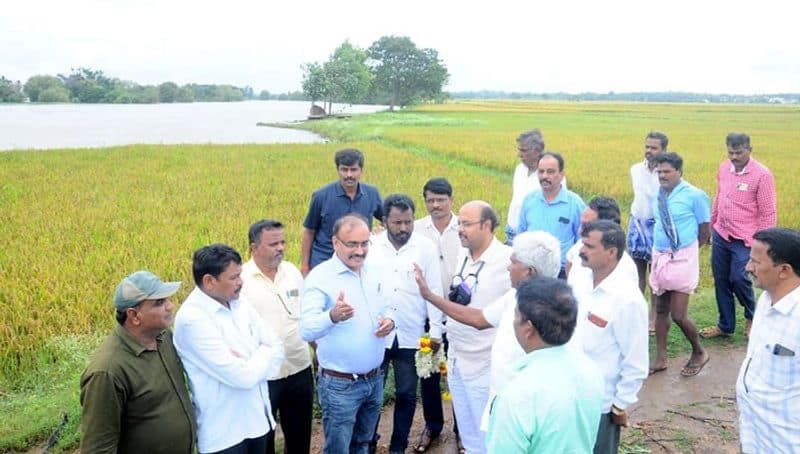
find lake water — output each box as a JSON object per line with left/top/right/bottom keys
{"left": 0, "top": 100, "right": 385, "bottom": 151}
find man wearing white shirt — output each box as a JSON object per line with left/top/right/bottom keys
{"left": 174, "top": 244, "right": 286, "bottom": 454}
{"left": 240, "top": 219, "right": 313, "bottom": 454}
{"left": 569, "top": 221, "right": 649, "bottom": 454}
{"left": 422, "top": 200, "right": 512, "bottom": 454}
{"left": 629, "top": 131, "right": 667, "bottom": 331}
{"left": 415, "top": 231, "right": 561, "bottom": 431}
{"left": 413, "top": 177, "right": 463, "bottom": 452}
{"left": 566, "top": 196, "right": 639, "bottom": 289}
{"left": 506, "top": 129, "right": 545, "bottom": 246}
{"left": 369, "top": 194, "right": 443, "bottom": 454}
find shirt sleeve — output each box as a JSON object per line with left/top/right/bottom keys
{"left": 693, "top": 190, "right": 712, "bottom": 223}
{"left": 247, "top": 302, "right": 286, "bottom": 380}
{"left": 518, "top": 196, "right": 529, "bottom": 232}
{"left": 755, "top": 172, "right": 778, "bottom": 231}
{"left": 610, "top": 299, "right": 649, "bottom": 409}
{"left": 299, "top": 283, "right": 335, "bottom": 342}
{"left": 710, "top": 168, "right": 721, "bottom": 226}
{"left": 79, "top": 371, "right": 124, "bottom": 454}
{"left": 173, "top": 310, "right": 278, "bottom": 389}
{"left": 572, "top": 196, "right": 587, "bottom": 241}
{"left": 303, "top": 191, "right": 323, "bottom": 230}
{"left": 482, "top": 296, "right": 505, "bottom": 327}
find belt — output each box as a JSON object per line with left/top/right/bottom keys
{"left": 320, "top": 367, "right": 381, "bottom": 380}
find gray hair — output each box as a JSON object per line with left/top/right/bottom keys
{"left": 512, "top": 231, "right": 561, "bottom": 278}
{"left": 517, "top": 129, "right": 545, "bottom": 152}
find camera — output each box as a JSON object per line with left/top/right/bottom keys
{"left": 448, "top": 282, "right": 472, "bottom": 306}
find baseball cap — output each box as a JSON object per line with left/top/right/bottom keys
{"left": 113, "top": 270, "right": 181, "bottom": 310}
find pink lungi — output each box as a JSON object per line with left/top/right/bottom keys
{"left": 649, "top": 241, "right": 699, "bottom": 295}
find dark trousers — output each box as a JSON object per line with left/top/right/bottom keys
{"left": 711, "top": 229, "right": 755, "bottom": 333}
{"left": 266, "top": 366, "right": 314, "bottom": 454}
{"left": 206, "top": 435, "right": 267, "bottom": 454}
{"left": 593, "top": 413, "right": 620, "bottom": 454}
{"left": 375, "top": 338, "right": 418, "bottom": 451}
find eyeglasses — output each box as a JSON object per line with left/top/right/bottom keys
{"left": 338, "top": 239, "right": 371, "bottom": 249}
{"left": 457, "top": 219, "right": 483, "bottom": 228}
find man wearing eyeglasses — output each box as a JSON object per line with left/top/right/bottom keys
{"left": 422, "top": 200, "right": 512, "bottom": 454}
{"left": 368, "top": 194, "right": 443, "bottom": 454}
{"left": 241, "top": 219, "right": 313, "bottom": 454}
{"left": 300, "top": 214, "right": 396, "bottom": 454}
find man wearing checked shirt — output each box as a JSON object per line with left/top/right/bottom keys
{"left": 736, "top": 227, "right": 800, "bottom": 454}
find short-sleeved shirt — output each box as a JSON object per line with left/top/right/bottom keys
{"left": 80, "top": 327, "right": 196, "bottom": 454}
{"left": 652, "top": 179, "right": 711, "bottom": 252}
{"left": 303, "top": 181, "right": 382, "bottom": 268}
{"left": 518, "top": 187, "right": 586, "bottom": 266}
{"left": 486, "top": 345, "right": 604, "bottom": 453}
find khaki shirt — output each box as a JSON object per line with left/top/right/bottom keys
{"left": 241, "top": 259, "right": 311, "bottom": 378}
{"left": 80, "top": 326, "right": 196, "bottom": 454}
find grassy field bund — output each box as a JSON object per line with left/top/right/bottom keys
{"left": 1, "top": 100, "right": 798, "bottom": 451}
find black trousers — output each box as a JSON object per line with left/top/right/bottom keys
{"left": 207, "top": 435, "right": 267, "bottom": 454}
{"left": 593, "top": 412, "right": 620, "bottom": 454}
{"left": 265, "top": 366, "right": 314, "bottom": 454}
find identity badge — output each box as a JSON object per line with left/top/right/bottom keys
{"left": 737, "top": 182, "right": 749, "bottom": 191}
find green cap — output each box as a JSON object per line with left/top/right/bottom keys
{"left": 113, "top": 271, "right": 181, "bottom": 310}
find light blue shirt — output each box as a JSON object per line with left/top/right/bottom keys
{"left": 652, "top": 179, "right": 711, "bottom": 252}
{"left": 486, "top": 344, "right": 604, "bottom": 453}
{"left": 300, "top": 254, "right": 391, "bottom": 374}
{"left": 518, "top": 187, "right": 586, "bottom": 266}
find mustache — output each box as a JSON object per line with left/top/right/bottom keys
{"left": 579, "top": 253, "right": 588, "bottom": 261}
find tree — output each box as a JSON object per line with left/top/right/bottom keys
{"left": 323, "top": 41, "right": 372, "bottom": 112}
{"left": 24, "top": 75, "right": 65, "bottom": 102}
{"left": 0, "top": 76, "right": 24, "bottom": 102}
{"left": 301, "top": 62, "right": 328, "bottom": 108}
{"left": 258, "top": 90, "right": 271, "bottom": 100}
{"left": 367, "top": 36, "right": 449, "bottom": 110}
{"left": 175, "top": 85, "right": 195, "bottom": 103}
{"left": 158, "top": 82, "right": 179, "bottom": 103}
{"left": 58, "top": 68, "right": 115, "bottom": 103}
{"left": 37, "top": 86, "right": 70, "bottom": 103}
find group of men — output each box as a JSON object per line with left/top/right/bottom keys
{"left": 78, "top": 133, "right": 797, "bottom": 454}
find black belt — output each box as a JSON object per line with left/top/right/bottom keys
{"left": 321, "top": 367, "right": 380, "bottom": 380}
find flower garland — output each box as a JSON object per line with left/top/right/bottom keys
{"left": 414, "top": 334, "right": 451, "bottom": 401}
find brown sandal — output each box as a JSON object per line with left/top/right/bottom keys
{"left": 413, "top": 428, "right": 438, "bottom": 453}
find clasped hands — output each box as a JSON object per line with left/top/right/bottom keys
{"left": 329, "top": 290, "right": 394, "bottom": 337}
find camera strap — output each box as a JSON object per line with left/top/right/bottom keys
{"left": 454, "top": 256, "right": 486, "bottom": 283}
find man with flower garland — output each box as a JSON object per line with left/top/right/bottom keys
{"left": 368, "top": 194, "right": 443, "bottom": 454}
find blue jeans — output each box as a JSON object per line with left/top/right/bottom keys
{"left": 317, "top": 370, "right": 384, "bottom": 454}
{"left": 711, "top": 229, "right": 755, "bottom": 333}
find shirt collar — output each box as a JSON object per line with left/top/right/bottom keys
{"left": 728, "top": 157, "right": 756, "bottom": 175}
{"left": 515, "top": 344, "right": 568, "bottom": 372}
{"left": 592, "top": 257, "right": 629, "bottom": 293}
{"left": 419, "top": 213, "right": 458, "bottom": 232}
{"left": 538, "top": 186, "right": 569, "bottom": 204}
{"left": 471, "top": 237, "right": 505, "bottom": 264}
{"left": 242, "top": 259, "right": 285, "bottom": 284}
{"left": 191, "top": 286, "right": 240, "bottom": 314}
{"left": 113, "top": 324, "right": 162, "bottom": 356}
{"left": 769, "top": 285, "right": 800, "bottom": 315}
{"left": 334, "top": 181, "right": 363, "bottom": 198}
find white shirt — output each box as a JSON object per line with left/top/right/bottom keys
{"left": 174, "top": 287, "right": 285, "bottom": 453}
{"left": 240, "top": 259, "right": 311, "bottom": 379}
{"left": 565, "top": 240, "right": 640, "bottom": 291}
{"left": 736, "top": 285, "right": 800, "bottom": 453}
{"left": 480, "top": 288, "right": 523, "bottom": 430}
{"left": 507, "top": 163, "right": 568, "bottom": 232}
{"left": 368, "top": 231, "right": 444, "bottom": 346}
{"left": 447, "top": 237, "right": 513, "bottom": 379}
{"left": 569, "top": 262, "right": 649, "bottom": 412}
{"left": 415, "top": 213, "right": 464, "bottom": 296}
{"left": 630, "top": 160, "right": 660, "bottom": 220}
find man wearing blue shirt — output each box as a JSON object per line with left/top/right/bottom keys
{"left": 486, "top": 277, "right": 604, "bottom": 453}
{"left": 518, "top": 152, "right": 586, "bottom": 278}
{"left": 300, "top": 214, "right": 396, "bottom": 454}
{"left": 301, "top": 148, "right": 383, "bottom": 275}
{"left": 649, "top": 152, "right": 711, "bottom": 378}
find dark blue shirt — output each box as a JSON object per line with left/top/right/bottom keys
{"left": 303, "top": 181, "right": 382, "bottom": 268}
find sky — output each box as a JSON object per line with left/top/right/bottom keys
{"left": 2, "top": 0, "right": 798, "bottom": 95}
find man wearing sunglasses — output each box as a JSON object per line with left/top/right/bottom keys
{"left": 241, "top": 219, "right": 313, "bottom": 454}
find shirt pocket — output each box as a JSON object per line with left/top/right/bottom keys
{"left": 581, "top": 310, "right": 616, "bottom": 354}
{"left": 752, "top": 344, "right": 800, "bottom": 390}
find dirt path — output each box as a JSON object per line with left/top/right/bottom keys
{"left": 309, "top": 342, "right": 746, "bottom": 453}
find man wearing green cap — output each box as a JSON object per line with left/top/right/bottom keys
{"left": 79, "top": 270, "right": 196, "bottom": 453}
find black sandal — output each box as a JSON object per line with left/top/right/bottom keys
{"left": 413, "top": 428, "right": 438, "bottom": 452}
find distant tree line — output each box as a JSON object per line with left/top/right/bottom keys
{"left": 0, "top": 68, "right": 255, "bottom": 104}
{"left": 451, "top": 90, "right": 800, "bottom": 104}
{"left": 301, "top": 36, "right": 450, "bottom": 112}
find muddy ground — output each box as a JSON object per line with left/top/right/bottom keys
{"left": 306, "top": 342, "right": 745, "bottom": 453}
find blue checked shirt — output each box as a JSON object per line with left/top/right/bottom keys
{"left": 736, "top": 285, "right": 800, "bottom": 453}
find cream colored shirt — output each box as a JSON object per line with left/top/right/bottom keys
{"left": 240, "top": 259, "right": 311, "bottom": 379}
{"left": 414, "top": 213, "right": 464, "bottom": 296}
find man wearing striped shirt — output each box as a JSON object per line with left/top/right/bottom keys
{"left": 736, "top": 227, "right": 800, "bottom": 453}
{"left": 702, "top": 133, "right": 777, "bottom": 339}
